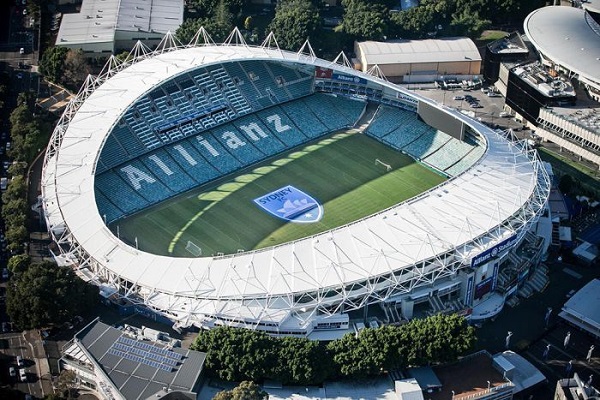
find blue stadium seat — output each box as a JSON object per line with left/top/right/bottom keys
{"left": 232, "top": 115, "right": 286, "bottom": 156}
{"left": 165, "top": 142, "right": 221, "bottom": 185}
{"left": 111, "top": 124, "right": 146, "bottom": 157}
{"left": 423, "top": 137, "right": 475, "bottom": 171}
{"left": 255, "top": 106, "right": 308, "bottom": 147}
{"left": 209, "top": 124, "right": 264, "bottom": 165}
{"left": 445, "top": 145, "right": 485, "bottom": 176}
{"left": 280, "top": 100, "right": 328, "bottom": 139}
{"left": 189, "top": 131, "right": 243, "bottom": 174}
{"left": 140, "top": 149, "right": 198, "bottom": 193}
{"left": 240, "top": 60, "right": 290, "bottom": 103}
{"left": 94, "top": 190, "right": 125, "bottom": 224}
{"left": 115, "top": 160, "right": 174, "bottom": 203}
{"left": 95, "top": 171, "right": 150, "bottom": 215}
{"left": 99, "top": 133, "right": 129, "bottom": 171}
{"left": 365, "top": 106, "right": 418, "bottom": 139}
{"left": 403, "top": 130, "right": 452, "bottom": 160}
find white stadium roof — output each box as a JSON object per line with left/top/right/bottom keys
{"left": 356, "top": 38, "right": 481, "bottom": 65}
{"left": 524, "top": 6, "right": 600, "bottom": 88}
{"left": 42, "top": 41, "right": 548, "bottom": 328}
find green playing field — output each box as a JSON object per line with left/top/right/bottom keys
{"left": 113, "top": 131, "right": 446, "bottom": 257}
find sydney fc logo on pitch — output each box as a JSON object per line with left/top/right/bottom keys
{"left": 254, "top": 185, "right": 323, "bottom": 223}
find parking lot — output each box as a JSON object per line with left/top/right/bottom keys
{"left": 410, "top": 86, "right": 526, "bottom": 131}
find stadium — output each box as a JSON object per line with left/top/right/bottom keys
{"left": 42, "top": 29, "right": 552, "bottom": 338}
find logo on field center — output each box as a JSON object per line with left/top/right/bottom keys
{"left": 254, "top": 185, "right": 323, "bottom": 223}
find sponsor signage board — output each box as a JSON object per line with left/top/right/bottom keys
{"left": 471, "top": 235, "right": 518, "bottom": 268}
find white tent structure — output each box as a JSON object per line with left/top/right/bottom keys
{"left": 42, "top": 29, "right": 551, "bottom": 336}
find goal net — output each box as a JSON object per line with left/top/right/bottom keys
{"left": 185, "top": 241, "right": 202, "bottom": 257}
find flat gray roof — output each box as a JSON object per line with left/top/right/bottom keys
{"left": 56, "top": 0, "right": 183, "bottom": 47}
{"left": 116, "top": 0, "right": 183, "bottom": 33}
{"left": 356, "top": 38, "right": 481, "bottom": 65}
{"left": 524, "top": 6, "right": 600, "bottom": 87}
{"left": 77, "top": 320, "right": 205, "bottom": 400}
{"left": 560, "top": 279, "right": 600, "bottom": 336}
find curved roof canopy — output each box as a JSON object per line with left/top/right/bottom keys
{"left": 42, "top": 44, "right": 547, "bottom": 313}
{"left": 524, "top": 6, "right": 600, "bottom": 87}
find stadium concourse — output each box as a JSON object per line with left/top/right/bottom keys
{"left": 42, "top": 28, "right": 552, "bottom": 339}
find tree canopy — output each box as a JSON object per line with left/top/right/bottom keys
{"left": 175, "top": 7, "right": 233, "bottom": 44}
{"left": 6, "top": 261, "right": 99, "bottom": 329}
{"left": 268, "top": 0, "right": 321, "bottom": 51}
{"left": 213, "top": 381, "right": 268, "bottom": 400}
{"left": 39, "top": 47, "right": 90, "bottom": 89}
{"left": 341, "top": 0, "right": 389, "bottom": 41}
{"left": 192, "top": 314, "right": 475, "bottom": 384}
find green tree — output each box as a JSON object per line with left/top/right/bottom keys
{"left": 192, "top": 327, "right": 278, "bottom": 381}
{"left": 6, "top": 261, "right": 99, "bottom": 329}
{"left": 244, "top": 16, "right": 253, "bottom": 31}
{"left": 341, "top": 0, "right": 388, "bottom": 41}
{"left": 390, "top": 0, "right": 451, "bottom": 39}
{"left": 1, "top": 199, "right": 28, "bottom": 221}
{"left": 276, "top": 337, "right": 334, "bottom": 385}
{"left": 1, "top": 175, "right": 27, "bottom": 203}
{"left": 177, "top": 0, "right": 236, "bottom": 44}
{"left": 5, "top": 225, "right": 28, "bottom": 253}
{"left": 7, "top": 254, "right": 31, "bottom": 274}
{"left": 62, "top": 49, "right": 92, "bottom": 89}
{"left": 56, "top": 369, "right": 78, "bottom": 399}
{"left": 39, "top": 46, "right": 69, "bottom": 84}
{"left": 213, "top": 381, "right": 267, "bottom": 400}
{"left": 268, "top": 0, "right": 321, "bottom": 51}
{"left": 9, "top": 103, "right": 33, "bottom": 129}
{"left": 188, "top": 0, "right": 249, "bottom": 16}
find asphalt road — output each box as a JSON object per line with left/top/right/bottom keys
{"left": 0, "top": 331, "right": 46, "bottom": 398}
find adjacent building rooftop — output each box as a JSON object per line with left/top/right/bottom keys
{"left": 560, "top": 278, "right": 600, "bottom": 338}
{"left": 356, "top": 37, "right": 481, "bottom": 65}
{"left": 512, "top": 62, "right": 576, "bottom": 98}
{"left": 56, "top": 0, "right": 183, "bottom": 48}
{"left": 487, "top": 31, "right": 529, "bottom": 55}
{"left": 63, "top": 319, "right": 206, "bottom": 400}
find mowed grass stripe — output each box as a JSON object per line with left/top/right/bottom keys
{"left": 116, "top": 131, "right": 445, "bottom": 256}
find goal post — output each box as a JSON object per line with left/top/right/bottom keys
{"left": 185, "top": 241, "right": 202, "bottom": 257}
{"left": 375, "top": 158, "right": 392, "bottom": 172}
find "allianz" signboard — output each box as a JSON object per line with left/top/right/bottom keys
{"left": 470, "top": 235, "right": 518, "bottom": 268}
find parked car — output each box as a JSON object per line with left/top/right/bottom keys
{"left": 16, "top": 355, "right": 24, "bottom": 367}
{"left": 19, "top": 368, "right": 27, "bottom": 382}
{"left": 9, "top": 366, "right": 16, "bottom": 377}
{"left": 453, "top": 95, "right": 464, "bottom": 101}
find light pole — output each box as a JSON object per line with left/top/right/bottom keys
{"left": 587, "top": 345, "right": 595, "bottom": 363}
{"left": 543, "top": 344, "right": 551, "bottom": 361}
{"left": 505, "top": 331, "right": 513, "bottom": 349}
{"left": 545, "top": 307, "right": 552, "bottom": 328}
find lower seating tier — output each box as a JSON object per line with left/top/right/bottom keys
{"left": 96, "top": 94, "right": 366, "bottom": 223}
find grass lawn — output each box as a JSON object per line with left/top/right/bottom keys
{"left": 538, "top": 147, "right": 600, "bottom": 197}
{"left": 114, "top": 131, "right": 445, "bottom": 257}
{"left": 474, "top": 30, "right": 509, "bottom": 47}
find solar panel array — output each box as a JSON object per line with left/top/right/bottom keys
{"left": 107, "top": 336, "right": 184, "bottom": 372}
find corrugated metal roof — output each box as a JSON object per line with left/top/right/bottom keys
{"left": 357, "top": 38, "right": 481, "bottom": 65}
{"left": 116, "top": 0, "right": 183, "bottom": 33}
{"left": 56, "top": 0, "right": 183, "bottom": 47}
{"left": 75, "top": 320, "right": 206, "bottom": 400}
